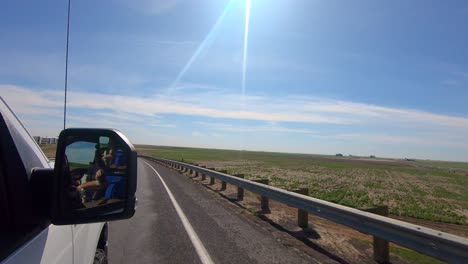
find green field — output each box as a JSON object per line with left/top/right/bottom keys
{"left": 415, "top": 160, "right": 468, "bottom": 170}
{"left": 138, "top": 145, "right": 468, "bottom": 225}
{"left": 40, "top": 144, "right": 57, "bottom": 159}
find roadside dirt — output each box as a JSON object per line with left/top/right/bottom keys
{"left": 176, "top": 168, "right": 421, "bottom": 263}
{"left": 195, "top": 159, "right": 468, "bottom": 226}
{"left": 391, "top": 215, "right": 468, "bottom": 238}
{"left": 163, "top": 159, "right": 467, "bottom": 263}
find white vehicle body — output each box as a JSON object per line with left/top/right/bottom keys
{"left": 0, "top": 98, "right": 107, "bottom": 264}
{"left": 3, "top": 223, "right": 104, "bottom": 264}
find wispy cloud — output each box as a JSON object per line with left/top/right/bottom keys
{"left": 333, "top": 133, "right": 468, "bottom": 148}
{"left": 196, "top": 121, "right": 468, "bottom": 149}
{"left": 211, "top": 133, "right": 224, "bottom": 138}
{"left": 4, "top": 84, "right": 468, "bottom": 130}
{"left": 195, "top": 121, "right": 317, "bottom": 134}
{"left": 124, "top": 0, "right": 184, "bottom": 15}
{"left": 69, "top": 64, "right": 150, "bottom": 90}
{"left": 429, "top": 62, "right": 468, "bottom": 87}
{"left": 441, "top": 79, "right": 462, "bottom": 86}
{"left": 0, "top": 51, "right": 65, "bottom": 87}
{"left": 301, "top": 98, "right": 468, "bottom": 129}
{"left": 149, "top": 123, "right": 177, "bottom": 128}
{"left": 191, "top": 131, "right": 202, "bottom": 137}
{"left": 4, "top": 84, "right": 468, "bottom": 158}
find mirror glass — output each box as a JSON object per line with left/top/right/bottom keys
{"left": 63, "top": 134, "right": 129, "bottom": 216}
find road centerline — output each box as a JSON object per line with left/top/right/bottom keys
{"left": 143, "top": 161, "right": 215, "bottom": 264}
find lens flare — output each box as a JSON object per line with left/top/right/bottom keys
{"left": 240, "top": 0, "right": 251, "bottom": 153}
{"left": 168, "top": 1, "right": 235, "bottom": 92}
{"left": 242, "top": 0, "right": 251, "bottom": 97}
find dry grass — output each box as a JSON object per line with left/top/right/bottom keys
{"left": 39, "top": 144, "right": 57, "bottom": 159}
{"left": 140, "top": 145, "right": 468, "bottom": 225}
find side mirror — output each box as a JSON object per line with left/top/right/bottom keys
{"left": 51, "top": 128, "right": 137, "bottom": 225}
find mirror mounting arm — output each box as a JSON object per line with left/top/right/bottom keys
{"left": 30, "top": 168, "right": 54, "bottom": 220}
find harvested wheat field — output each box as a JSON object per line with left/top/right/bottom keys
{"left": 138, "top": 145, "right": 468, "bottom": 227}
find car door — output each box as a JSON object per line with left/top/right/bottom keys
{"left": 72, "top": 223, "right": 104, "bottom": 264}
{"left": 2, "top": 226, "right": 73, "bottom": 264}
{"left": 0, "top": 98, "right": 73, "bottom": 264}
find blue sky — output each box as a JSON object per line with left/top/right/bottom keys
{"left": 2, "top": 0, "right": 468, "bottom": 161}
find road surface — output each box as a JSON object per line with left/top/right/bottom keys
{"left": 108, "top": 158, "right": 324, "bottom": 263}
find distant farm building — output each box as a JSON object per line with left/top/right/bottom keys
{"left": 34, "top": 136, "right": 58, "bottom": 145}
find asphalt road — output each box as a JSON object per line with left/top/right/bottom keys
{"left": 108, "top": 158, "right": 319, "bottom": 264}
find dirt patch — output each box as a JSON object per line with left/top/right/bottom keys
{"left": 176, "top": 167, "right": 439, "bottom": 263}
{"left": 392, "top": 215, "right": 468, "bottom": 238}
{"left": 191, "top": 159, "right": 468, "bottom": 225}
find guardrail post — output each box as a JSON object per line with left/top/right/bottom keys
{"left": 201, "top": 166, "right": 206, "bottom": 180}
{"left": 292, "top": 188, "right": 309, "bottom": 228}
{"left": 363, "top": 206, "right": 389, "bottom": 264}
{"left": 208, "top": 168, "right": 215, "bottom": 185}
{"left": 193, "top": 164, "right": 199, "bottom": 178}
{"left": 234, "top": 174, "right": 245, "bottom": 200}
{"left": 219, "top": 170, "right": 227, "bottom": 190}
{"left": 252, "top": 179, "right": 269, "bottom": 212}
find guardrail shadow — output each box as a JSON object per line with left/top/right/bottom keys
{"left": 142, "top": 156, "right": 468, "bottom": 264}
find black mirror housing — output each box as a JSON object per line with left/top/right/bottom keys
{"left": 51, "top": 128, "right": 137, "bottom": 225}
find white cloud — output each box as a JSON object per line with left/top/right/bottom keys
{"left": 333, "top": 133, "right": 468, "bottom": 149}
{"left": 4, "top": 84, "right": 468, "bottom": 131}
{"left": 69, "top": 64, "right": 149, "bottom": 89}
{"left": 95, "top": 112, "right": 149, "bottom": 123}
{"left": 147, "top": 40, "right": 198, "bottom": 46}
{"left": 0, "top": 51, "right": 65, "bottom": 87}
{"left": 191, "top": 131, "right": 202, "bottom": 137}
{"left": 196, "top": 121, "right": 317, "bottom": 134}
{"left": 441, "top": 79, "right": 462, "bottom": 86}
{"left": 302, "top": 99, "right": 468, "bottom": 129}
{"left": 4, "top": 84, "right": 468, "bottom": 159}
{"left": 149, "top": 123, "right": 177, "bottom": 128}
{"left": 124, "top": 0, "right": 184, "bottom": 15}
{"left": 196, "top": 121, "right": 468, "bottom": 149}
{"left": 187, "top": 51, "right": 324, "bottom": 81}
{"left": 211, "top": 133, "right": 224, "bottom": 138}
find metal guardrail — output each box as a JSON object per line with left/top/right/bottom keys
{"left": 141, "top": 155, "right": 468, "bottom": 263}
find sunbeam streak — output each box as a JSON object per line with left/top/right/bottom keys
{"left": 242, "top": 0, "right": 251, "bottom": 97}
{"left": 168, "top": 1, "right": 235, "bottom": 92}
{"left": 240, "top": 0, "right": 251, "bottom": 154}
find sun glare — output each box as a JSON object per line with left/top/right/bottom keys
{"left": 167, "top": 1, "right": 236, "bottom": 92}
{"left": 242, "top": 0, "right": 251, "bottom": 97}
{"left": 168, "top": 0, "right": 252, "bottom": 97}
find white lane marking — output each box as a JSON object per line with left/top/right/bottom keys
{"left": 143, "top": 161, "right": 215, "bottom": 264}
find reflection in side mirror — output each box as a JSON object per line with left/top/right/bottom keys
{"left": 52, "top": 129, "right": 137, "bottom": 225}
